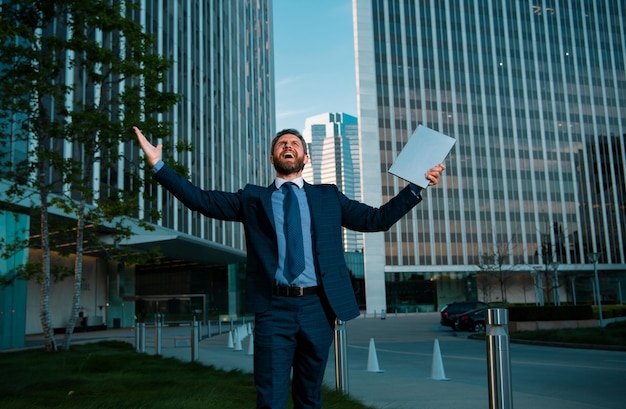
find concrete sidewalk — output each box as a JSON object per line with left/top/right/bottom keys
{"left": 175, "top": 314, "right": 490, "bottom": 409}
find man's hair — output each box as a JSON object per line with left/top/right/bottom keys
{"left": 271, "top": 128, "right": 308, "bottom": 155}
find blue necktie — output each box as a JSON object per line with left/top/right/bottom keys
{"left": 282, "top": 182, "right": 305, "bottom": 283}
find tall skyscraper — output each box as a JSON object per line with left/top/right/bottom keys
{"left": 302, "top": 112, "right": 362, "bottom": 252}
{"left": 129, "top": 0, "right": 275, "bottom": 326}
{"left": 0, "top": 0, "right": 275, "bottom": 344}
{"left": 354, "top": 1, "right": 625, "bottom": 312}
{"left": 140, "top": 0, "right": 275, "bottom": 243}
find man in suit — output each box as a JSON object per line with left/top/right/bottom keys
{"left": 133, "top": 126, "right": 445, "bottom": 409}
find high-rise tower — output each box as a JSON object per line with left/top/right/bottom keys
{"left": 0, "top": 0, "right": 275, "bottom": 344}
{"left": 354, "top": 0, "right": 625, "bottom": 312}
{"left": 302, "top": 112, "right": 361, "bottom": 252}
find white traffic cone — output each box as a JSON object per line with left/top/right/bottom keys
{"left": 234, "top": 330, "right": 243, "bottom": 351}
{"left": 367, "top": 338, "right": 384, "bottom": 372}
{"left": 227, "top": 331, "right": 234, "bottom": 348}
{"left": 430, "top": 338, "right": 449, "bottom": 380}
{"left": 247, "top": 333, "right": 254, "bottom": 355}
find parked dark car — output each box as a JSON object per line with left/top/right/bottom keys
{"left": 454, "top": 307, "right": 489, "bottom": 332}
{"left": 439, "top": 301, "right": 491, "bottom": 328}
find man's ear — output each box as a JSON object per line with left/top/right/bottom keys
{"left": 270, "top": 154, "right": 275, "bottom": 165}
{"left": 303, "top": 154, "right": 309, "bottom": 164}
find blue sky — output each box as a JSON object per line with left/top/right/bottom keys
{"left": 273, "top": 0, "right": 357, "bottom": 132}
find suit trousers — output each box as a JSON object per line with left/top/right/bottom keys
{"left": 254, "top": 292, "right": 335, "bottom": 409}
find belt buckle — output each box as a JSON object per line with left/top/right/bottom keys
{"left": 295, "top": 286, "right": 304, "bottom": 297}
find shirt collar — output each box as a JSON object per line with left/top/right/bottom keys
{"left": 274, "top": 177, "right": 304, "bottom": 190}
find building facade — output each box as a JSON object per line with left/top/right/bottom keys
{"left": 353, "top": 0, "right": 626, "bottom": 312}
{"left": 0, "top": 0, "right": 274, "bottom": 348}
{"left": 302, "top": 113, "right": 362, "bottom": 252}
{"left": 129, "top": 0, "right": 275, "bottom": 325}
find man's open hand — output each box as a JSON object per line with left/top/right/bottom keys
{"left": 133, "top": 126, "right": 162, "bottom": 168}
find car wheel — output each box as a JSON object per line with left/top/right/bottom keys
{"left": 474, "top": 322, "right": 486, "bottom": 333}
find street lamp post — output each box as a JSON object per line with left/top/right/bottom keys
{"left": 588, "top": 252, "right": 604, "bottom": 328}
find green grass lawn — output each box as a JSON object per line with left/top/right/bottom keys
{"left": 0, "top": 341, "right": 374, "bottom": 409}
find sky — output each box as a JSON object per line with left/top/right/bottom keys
{"left": 272, "top": 0, "right": 357, "bottom": 132}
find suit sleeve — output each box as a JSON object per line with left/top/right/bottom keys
{"left": 340, "top": 185, "right": 422, "bottom": 232}
{"left": 152, "top": 162, "right": 244, "bottom": 221}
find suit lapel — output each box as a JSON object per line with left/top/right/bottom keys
{"left": 261, "top": 183, "right": 277, "bottom": 231}
{"left": 303, "top": 183, "right": 323, "bottom": 234}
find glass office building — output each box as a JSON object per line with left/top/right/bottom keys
{"left": 302, "top": 113, "right": 362, "bottom": 252}
{"left": 138, "top": 0, "right": 274, "bottom": 246}
{"left": 0, "top": 0, "right": 275, "bottom": 345}
{"left": 109, "top": 1, "right": 276, "bottom": 326}
{"left": 354, "top": 0, "right": 625, "bottom": 312}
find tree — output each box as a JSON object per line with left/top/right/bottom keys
{"left": 534, "top": 222, "right": 566, "bottom": 305}
{"left": 477, "top": 240, "right": 518, "bottom": 303}
{"left": 0, "top": 0, "right": 179, "bottom": 351}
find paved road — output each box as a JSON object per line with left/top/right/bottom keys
{"left": 324, "top": 313, "right": 626, "bottom": 409}
{"left": 23, "top": 312, "right": 626, "bottom": 409}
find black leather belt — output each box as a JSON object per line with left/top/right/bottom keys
{"left": 274, "top": 285, "right": 319, "bottom": 297}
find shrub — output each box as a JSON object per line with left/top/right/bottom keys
{"left": 508, "top": 305, "right": 593, "bottom": 321}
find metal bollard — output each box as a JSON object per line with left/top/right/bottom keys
{"left": 192, "top": 320, "right": 199, "bottom": 361}
{"left": 486, "top": 308, "right": 513, "bottom": 409}
{"left": 134, "top": 321, "right": 141, "bottom": 352}
{"left": 333, "top": 319, "right": 349, "bottom": 394}
{"left": 155, "top": 314, "right": 162, "bottom": 356}
{"left": 140, "top": 322, "right": 146, "bottom": 353}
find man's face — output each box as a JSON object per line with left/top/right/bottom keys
{"left": 270, "top": 133, "right": 308, "bottom": 177}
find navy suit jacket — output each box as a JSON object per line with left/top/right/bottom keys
{"left": 153, "top": 163, "right": 422, "bottom": 321}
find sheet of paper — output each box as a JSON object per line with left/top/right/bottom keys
{"left": 388, "top": 125, "right": 456, "bottom": 188}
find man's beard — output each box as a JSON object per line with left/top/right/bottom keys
{"left": 273, "top": 156, "right": 305, "bottom": 175}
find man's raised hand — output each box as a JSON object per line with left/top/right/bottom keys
{"left": 425, "top": 163, "right": 446, "bottom": 186}
{"left": 133, "top": 126, "right": 162, "bottom": 168}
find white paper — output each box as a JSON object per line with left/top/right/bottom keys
{"left": 388, "top": 125, "right": 456, "bottom": 188}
